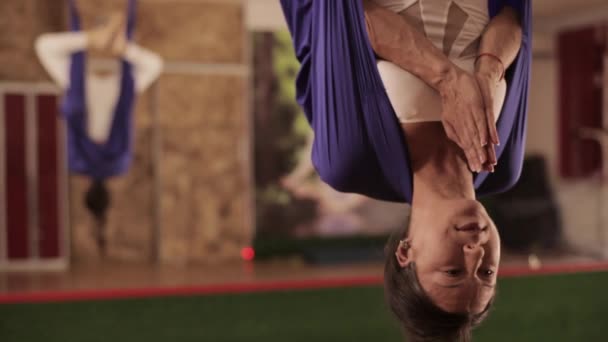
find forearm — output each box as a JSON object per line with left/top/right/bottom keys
{"left": 122, "top": 43, "right": 163, "bottom": 92}
{"left": 362, "top": 0, "right": 457, "bottom": 93}
{"left": 476, "top": 6, "right": 522, "bottom": 80}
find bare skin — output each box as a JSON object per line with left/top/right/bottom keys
{"left": 363, "top": 1, "right": 521, "bottom": 173}
{"left": 87, "top": 12, "right": 128, "bottom": 60}
{"left": 362, "top": 1, "right": 522, "bottom": 314}
{"left": 400, "top": 122, "right": 501, "bottom": 314}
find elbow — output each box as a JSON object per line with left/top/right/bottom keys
{"left": 146, "top": 55, "right": 164, "bottom": 86}
{"left": 504, "top": 5, "right": 523, "bottom": 41}
{"left": 34, "top": 34, "right": 52, "bottom": 56}
{"left": 152, "top": 55, "right": 164, "bottom": 76}
{"left": 513, "top": 20, "right": 523, "bottom": 47}
{"left": 143, "top": 51, "right": 164, "bottom": 79}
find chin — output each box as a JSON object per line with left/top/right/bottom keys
{"left": 452, "top": 198, "right": 487, "bottom": 213}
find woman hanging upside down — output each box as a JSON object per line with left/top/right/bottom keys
{"left": 280, "top": 0, "right": 529, "bottom": 341}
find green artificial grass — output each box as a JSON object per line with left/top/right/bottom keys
{"left": 0, "top": 272, "right": 607, "bottom": 342}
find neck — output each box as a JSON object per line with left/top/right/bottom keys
{"left": 403, "top": 122, "right": 476, "bottom": 203}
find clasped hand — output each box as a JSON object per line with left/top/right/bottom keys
{"left": 438, "top": 60, "right": 503, "bottom": 173}
{"left": 86, "top": 12, "right": 127, "bottom": 57}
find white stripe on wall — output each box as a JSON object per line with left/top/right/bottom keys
{"left": 25, "top": 91, "right": 40, "bottom": 260}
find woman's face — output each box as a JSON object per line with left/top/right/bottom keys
{"left": 399, "top": 199, "right": 500, "bottom": 314}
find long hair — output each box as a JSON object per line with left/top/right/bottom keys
{"left": 84, "top": 179, "right": 110, "bottom": 252}
{"left": 85, "top": 179, "right": 110, "bottom": 223}
{"left": 384, "top": 223, "right": 493, "bottom": 342}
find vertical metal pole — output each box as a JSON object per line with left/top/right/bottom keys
{"left": 150, "top": 82, "right": 161, "bottom": 264}
{"left": 244, "top": 2, "right": 255, "bottom": 249}
{"left": 601, "top": 30, "right": 608, "bottom": 258}
{"left": 26, "top": 91, "right": 40, "bottom": 261}
{"left": 0, "top": 91, "right": 7, "bottom": 266}
{"left": 56, "top": 90, "right": 71, "bottom": 265}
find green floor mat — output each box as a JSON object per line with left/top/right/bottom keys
{"left": 1, "top": 272, "right": 607, "bottom": 342}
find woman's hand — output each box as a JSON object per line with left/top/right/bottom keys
{"left": 438, "top": 67, "right": 493, "bottom": 173}
{"left": 474, "top": 55, "right": 505, "bottom": 172}
{"left": 110, "top": 21, "right": 127, "bottom": 57}
{"left": 87, "top": 12, "right": 124, "bottom": 53}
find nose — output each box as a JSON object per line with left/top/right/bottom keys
{"left": 455, "top": 229, "right": 490, "bottom": 246}
{"left": 464, "top": 243, "right": 485, "bottom": 273}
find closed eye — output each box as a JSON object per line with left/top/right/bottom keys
{"left": 444, "top": 269, "right": 464, "bottom": 277}
{"left": 478, "top": 269, "right": 495, "bottom": 278}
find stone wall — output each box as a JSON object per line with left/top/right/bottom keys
{"left": 1, "top": 0, "right": 253, "bottom": 264}
{"left": 72, "top": 0, "right": 252, "bottom": 264}
{"left": 0, "top": 0, "right": 65, "bottom": 81}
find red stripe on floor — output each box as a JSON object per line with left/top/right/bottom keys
{"left": 0, "top": 276, "right": 381, "bottom": 304}
{"left": 1, "top": 262, "right": 608, "bottom": 304}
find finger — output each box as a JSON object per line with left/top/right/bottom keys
{"left": 484, "top": 163, "right": 494, "bottom": 173}
{"left": 463, "top": 138, "right": 483, "bottom": 172}
{"left": 484, "top": 101, "right": 500, "bottom": 147}
{"left": 480, "top": 143, "right": 497, "bottom": 173}
{"left": 464, "top": 148, "right": 480, "bottom": 172}
{"left": 486, "top": 106, "right": 499, "bottom": 146}
{"left": 443, "top": 120, "right": 474, "bottom": 170}
{"left": 468, "top": 123, "right": 487, "bottom": 169}
{"left": 472, "top": 105, "right": 491, "bottom": 168}
{"left": 460, "top": 117, "right": 482, "bottom": 168}
{"left": 462, "top": 108, "right": 486, "bottom": 158}
{"left": 486, "top": 143, "right": 497, "bottom": 167}
{"left": 458, "top": 131, "right": 477, "bottom": 171}
{"left": 471, "top": 77, "right": 489, "bottom": 146}
{"left": 479, "top": 78, "right": 500, "bottom": 146}
{"left": 473, "top": 105, "right": 489, "bottom": 147}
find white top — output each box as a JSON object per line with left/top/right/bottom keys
{"left": 35, "top": 32, "right": 163, "bottom": 143}
{"left": 371, "top": 0, "right": 506, "bottom": 123}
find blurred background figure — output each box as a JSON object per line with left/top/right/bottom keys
{"left": 0, "top": 1, "right": 608, "bottom": 342}
{"left": 35, "top": 0, "right": 163, "bottom": 255}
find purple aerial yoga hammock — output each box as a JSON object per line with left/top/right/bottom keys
{"left": 280, "top": 0, "right": 531, "bottom": 204}
{"left": 62, "top": 0, "right": 137, "bottom": 180}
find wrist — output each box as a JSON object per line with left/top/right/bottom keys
{"left": 475, "top": 54, "right": 504, "bottom": 81}
{"left": 436, "top": 63, "right": 460, "bottom": 96}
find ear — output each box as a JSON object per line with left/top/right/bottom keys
{"left": 395, "top": 238, "right": 413, "bottom": 268}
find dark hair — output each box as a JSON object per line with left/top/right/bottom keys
{"left": 84, "top": 179, "right": 110, "bottom": 252}
{"left": 85, "top": 179, "right": 110, "bottom": 222}
{"left": 384, "top": 224, "right": 494, "bottom": 342}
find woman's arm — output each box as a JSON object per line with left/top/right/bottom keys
{"left": 474, "top": 6, "right": 522, "bottom": 169}
{"left": 363, "top": 0, "right": 490, "bottom": 173}
{"left": 35, "top": 32, "right": 89, "bottom": 89}
{"left": 35, "top": 16, "right": 123, "bottom": 89}
{"left": 362, "top": 0, "right": 453, "bottom": 93}
{"left": 122, "top": 43, "right": 164, "bottom": 93}
{"left": 477, "top": 6, "right": 522, "bottom": 81}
